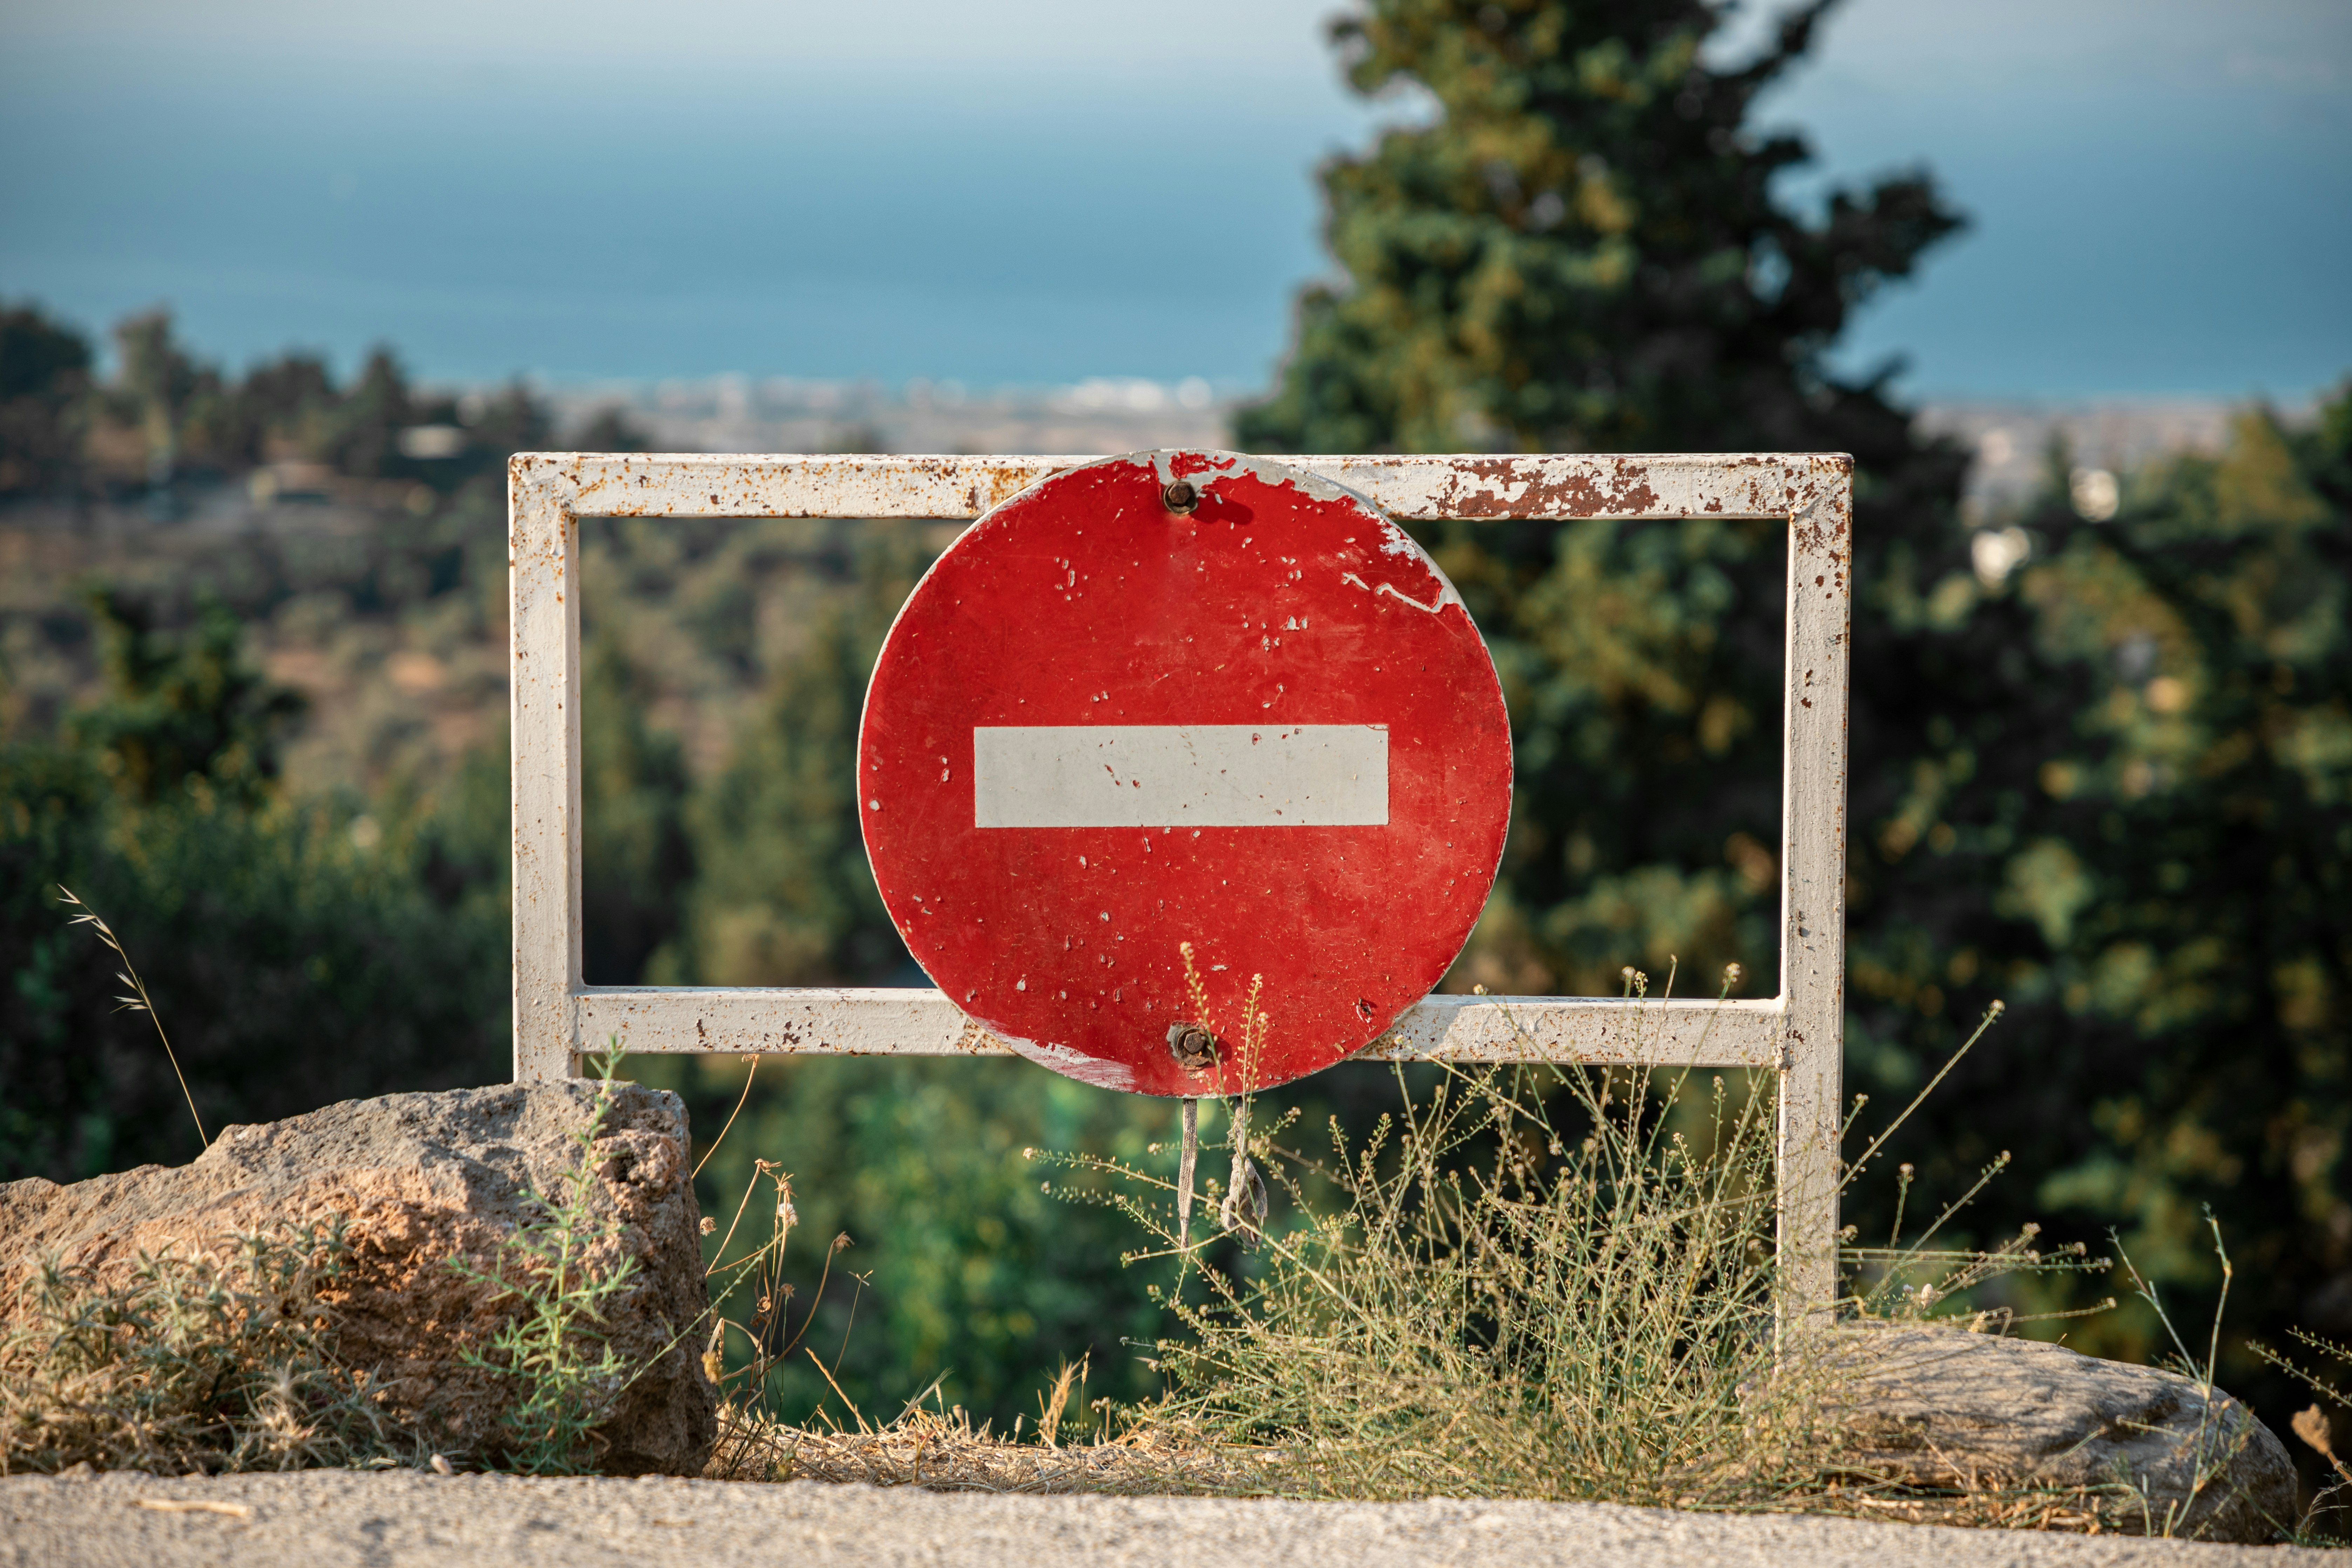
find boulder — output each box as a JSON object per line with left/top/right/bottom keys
{"left": 0, "top": 1081, "right": 716, "bottom": 1475}
{"left": 1823, "top": 1325, "right": 2297, "bottom": 1543}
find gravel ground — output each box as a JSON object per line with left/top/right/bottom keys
{"left": 1, "top": 1469, "right": 2334, "bottom": 1568}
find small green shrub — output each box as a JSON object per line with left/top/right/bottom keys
{"left": 449, "top": 1054, "right": 642, "bottom": 1474}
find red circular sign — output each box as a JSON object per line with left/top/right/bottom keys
{"left": 858, "top": 450, "right": 1511, "bottom": 1095}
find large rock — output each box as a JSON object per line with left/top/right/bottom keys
{"left": 1824, "top": 1325, "right": 2297, "bottom": 1543}
{"left": 0, "top": 1081, "right": 716, "bottom": 1475}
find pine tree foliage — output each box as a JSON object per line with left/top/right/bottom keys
{"left": 1242, "top": 0, "right": 1972, "bottom": 998}
{"left": 1239, "top": 0, "right": 2350, "bottom": 1400}
{"left": 1240, "top": 0, "right": 1960, "bottom": 457}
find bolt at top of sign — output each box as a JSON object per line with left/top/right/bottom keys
{"left": 857, "top": 449, "right": 1513, "bottom": 1096}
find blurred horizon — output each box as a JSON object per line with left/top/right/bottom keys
{"left": 3, "top": 0, "right": 2347, "bottom": 401}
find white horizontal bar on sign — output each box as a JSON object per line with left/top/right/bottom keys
{"left": 1363, "top": 995, "right": 1785, "bottom": 1068}
{"left": 972, "top": 725, "right": 1388, "bottom": 829}
{"left": 575, "top": 988, "right": 1784, "bottom": 1068}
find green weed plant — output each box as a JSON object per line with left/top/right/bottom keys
{"left": 448, "top": 1052, "right": 643, "bottom": 1474}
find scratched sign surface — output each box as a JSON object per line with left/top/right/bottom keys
{"left": 858, "top": 450, "right": 1512, "bottom": 1095}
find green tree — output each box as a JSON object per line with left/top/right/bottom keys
{"left": 658, "top": 530, "right": 927, "bottom": 987}
{"left": 1242, "top": 0, "right": 1968, "bottom": 998}
{"left": 0, "top": 592, "right": 508, "bottom": 1181}
{"left": 318, "top": 348, "right": 413, "bottom": 479}
{"left": 66, "top": 592, "right": 307, "bottom": 806}
{"left": 1241, "top": 0, "right": 1957, "bottom": 457}
{"left": 579, "top": 631, "right": 694, "bottom": 984}
{"left": 1238, "top": 0, "right": 2350, "bottom": 1427}
{"left": 0, "top": 303, "right": 93, "bottom": 497}
{"left": 1947, "top": 406, "right": 2352, "bottom": 1366}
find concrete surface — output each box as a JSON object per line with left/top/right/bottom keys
{"left": 1, "top": 1470, "right": 2337, "bottom": 1568}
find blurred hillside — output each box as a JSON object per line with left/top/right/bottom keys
{"left": 3, "top": 307, "right": 2255, "bottom": 821}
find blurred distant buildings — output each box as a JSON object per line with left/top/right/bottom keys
{"left": 1913, "top": 399, "right": 2277, "bottom": 518}
{"left": 540, "top": 375, "right": 1230, "bottom": 469}
{"left": 538, "top": 377, "right": 2271, "bottom": 521}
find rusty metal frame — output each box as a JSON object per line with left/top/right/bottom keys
{"left": 508, "top": 451, "right": 1851, "bottom": 1318}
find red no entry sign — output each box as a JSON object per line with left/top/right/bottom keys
{"left": 858, "top": 450, "right": 1511, "bottom": 1095}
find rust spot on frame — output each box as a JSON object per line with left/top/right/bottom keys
{"left": 1423, "top": 456, "right": 1666, "bottom": 518}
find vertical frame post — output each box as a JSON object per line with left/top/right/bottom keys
{"left": 509, "top": 463, "right": 582, "bottom": 1082}
{"left": 1775, "top": 460, "right": 1853, "bottom": 1329}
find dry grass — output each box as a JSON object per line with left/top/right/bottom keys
{"left": 991, "top": 980, "right": 2131, "bottom": 1525}
{"left": 695, "top": 1398, "right": 2157, "bottom": 1535}
{"left": 706, "top": 1412, "right": 2150, "bottom": 1530}
{"left": 0, "top": 1224, "right": 416, "bottom": 1476}
{"left": 696, "top": 979, "right": 2137, "bottom": 1528}
{"left": 707, "top": 1400, "right": 1277, "bottom": 1493}
{"left": 1028, "top": 973, "right": 1822, "bottom": 1507}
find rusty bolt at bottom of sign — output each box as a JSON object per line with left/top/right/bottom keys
{"left": 1166, "top": 1021, "right": 1219, "bottom": 1071}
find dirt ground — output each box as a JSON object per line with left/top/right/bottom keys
{"left": 1, "top": 1469, "right": 2336, "bottom": 1568}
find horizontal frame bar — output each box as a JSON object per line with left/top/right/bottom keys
{"left": 525, "top": 451, "right": 1849, "bottom": 524}
{"left": 573, "top": 988, "right": 1787, "bottom": 1069}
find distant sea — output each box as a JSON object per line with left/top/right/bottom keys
{"left": 2, "top": 35, "right": 2345, "bottom": 401}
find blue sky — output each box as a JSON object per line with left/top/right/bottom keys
{"left": 1, "top": 0, "right": 2344, "bottom": 400}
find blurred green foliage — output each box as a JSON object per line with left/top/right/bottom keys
{"left": 67, "top": 592, "right": 307, "bottom": 806}
{"left": 649, "top": 531, "right": 930, "bottom": 989}
{"left": 0, "top": 594, "right": 509, "bottom": 1179}
{"left": 1954, "top": 413, "right": 2352, "bottom": 1363}
{"left": 1, "top": 310, "right": 524, "bottom": 1179}
{"left": 642, "top": 1053, "right": 1181, "bottom": 1425}
{"left": 579, "top": 629, "right": 695, "bottom": 987}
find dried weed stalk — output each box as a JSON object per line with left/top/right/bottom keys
{"left": 56, "top": 885, "right": 206, "bottom": 1150}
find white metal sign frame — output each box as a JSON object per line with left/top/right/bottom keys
{"left": 508, "top": 451, "right": 1851, "bottom": 1315}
